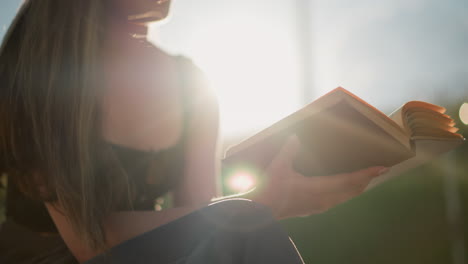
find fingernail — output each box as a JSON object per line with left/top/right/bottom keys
{"left": 378, "top": 167, "right": 390, "bottom": 176}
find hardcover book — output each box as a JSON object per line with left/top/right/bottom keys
{"left": 223, "top": 87, "right": 465, "bottom": 188}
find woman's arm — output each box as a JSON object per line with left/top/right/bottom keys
{"left": 171, "top": 63, "right": 221, "bottom": 206}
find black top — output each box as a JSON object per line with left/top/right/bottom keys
{"left": 5, "top": 54, "right": 197, "bottom": 233}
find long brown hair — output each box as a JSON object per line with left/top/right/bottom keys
{"left": 0, "top": 0, "right": 133, "bottom": 252}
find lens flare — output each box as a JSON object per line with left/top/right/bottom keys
{"left": 460, "top": 103, "right": 468, "bottom": 125}
{"left": 228, "top": 172, "right": 256, "bottom": 192}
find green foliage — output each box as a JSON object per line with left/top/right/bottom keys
{"left": 282, "top": 160, "right": 462, "bottom": 264}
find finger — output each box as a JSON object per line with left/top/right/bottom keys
{"left": 268, "top": 135, "right": 301, "bottom": 172}
{"left": 309, "top": 179, "right": 375, "bottom": 213}
{"left": 304, "top": 166, "right": 390, "bottom": 194}
{"left": 329, "top": 166, "right": 389, "bottom": 186}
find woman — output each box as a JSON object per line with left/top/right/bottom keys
{"left": 0, "top": 0, "right": 388, "bottom": 263}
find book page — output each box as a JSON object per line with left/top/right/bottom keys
{"left": 388, "top": 106, "right": 406, "bottom": 130}
{"left": 389, "top": 101, "right": 463, "bottom": 140}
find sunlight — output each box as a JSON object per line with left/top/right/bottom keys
{"left": 189, "top": 20, "right": 298, "bottom": 135}
{"left": 172, "top": 17, "right": 301, "bottom": 137}
{"left": 227, "top": 171, "right": 256, "bottom": 193}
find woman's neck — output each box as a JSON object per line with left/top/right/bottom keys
{"left": 102, "top": 18, "right": 151, "bottom": 64}
{"left": 107, "top": 18, "right": 149, "bottom": 42}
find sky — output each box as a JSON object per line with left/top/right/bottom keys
{"left": 1, "top": 0, "right": 467, "bottom": 137}
{"left": 311, "top": 0, "right": 468, "bottom": 110}
{"left": 0, "top": 1, "right": 20, "bottom": 35}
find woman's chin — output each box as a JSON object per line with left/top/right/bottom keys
{"left": 127, "top": 10, "right": 170, "bottom": 24}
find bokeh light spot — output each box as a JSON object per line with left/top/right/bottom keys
{"left": 460, "top": 103, "right": 468, "bottom": 125}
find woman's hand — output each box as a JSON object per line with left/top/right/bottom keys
{"left": 252, "top": 135, "right": 390, "bottom": 219}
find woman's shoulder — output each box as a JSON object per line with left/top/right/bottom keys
{"left": 157, "top": 49, "right": 217, "bottom": 108}
{"left": 144, "top": 43, "right": 207, "bottom": 83}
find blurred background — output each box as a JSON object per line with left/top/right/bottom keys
{"left": 1, "top": 0, "right": 467, "bottom": 263}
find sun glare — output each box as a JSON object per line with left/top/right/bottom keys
{"left": 227, "top": 171, "right": 256, "bottom": 193}
{"left": 177, "top": 18, "right": 301, "bottom": 137}
{"left": 150, "top": 2, "right": 302, "bottom": 137}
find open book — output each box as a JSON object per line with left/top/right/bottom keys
{"left": 223, "top": 87, "right": 465, "bottom": 189}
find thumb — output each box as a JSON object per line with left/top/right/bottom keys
{"left": 268, "top": 135, "right": 301, "bottom": 172}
